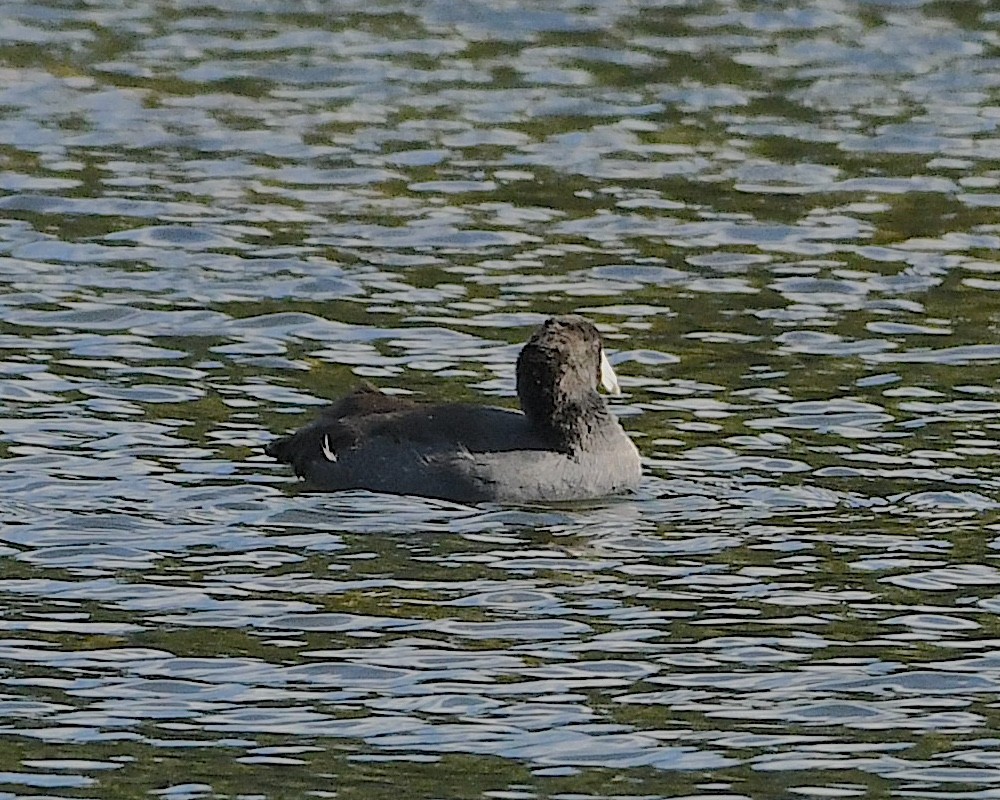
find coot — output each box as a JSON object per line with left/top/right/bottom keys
{"left": 264, "top": 315, "right": 641, "bottom": 503}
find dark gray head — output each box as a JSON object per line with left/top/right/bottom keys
{"left": 516, "top": 315, "right": 621, "bottom": 449}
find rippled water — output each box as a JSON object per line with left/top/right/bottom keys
{"left": 4, "top": 0, "right": 1000, "bottom": 797}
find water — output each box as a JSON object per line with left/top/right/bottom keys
{"left": 3, "top": 0, "right": 1000, "bottom": 797}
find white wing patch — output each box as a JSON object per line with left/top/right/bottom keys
{"left": 321, "top": 435, "right": 338, "bottom": 462}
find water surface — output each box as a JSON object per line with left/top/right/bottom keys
{"left": 3, "top": 0, "right": 1000, "bottom": 797}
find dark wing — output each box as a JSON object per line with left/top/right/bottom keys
{"left": 315, "top": 380, "right": 416, "bottom": 421}
{"left": 264, "top": 382, "right": 417, "bottom": 476}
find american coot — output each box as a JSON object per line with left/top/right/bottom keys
{"left": 264, "top": 315, "right": 642, "bottom": 503}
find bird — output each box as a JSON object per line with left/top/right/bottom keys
{"left": 264, "top": 314, "right": 641, "bottom": 503}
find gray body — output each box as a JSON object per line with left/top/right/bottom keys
{"left": 269, "top": 400, "right": 641, "bottom": 503}
{"left": 265, "top": 316, "right": 643, "bottom": 504}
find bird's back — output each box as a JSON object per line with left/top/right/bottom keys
{"left": 265, "top": 384, "right": 640, "bottom": 503}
